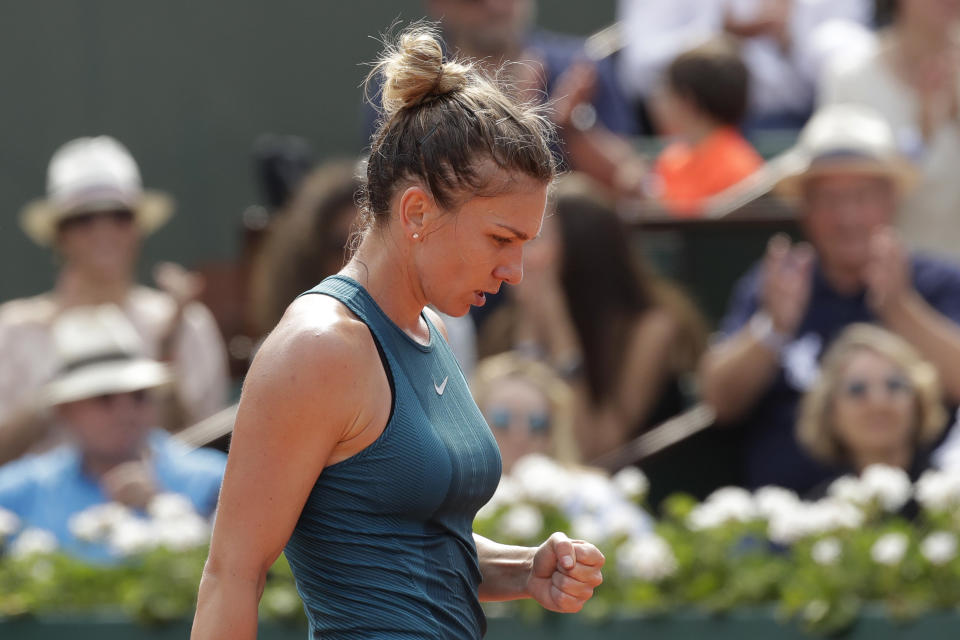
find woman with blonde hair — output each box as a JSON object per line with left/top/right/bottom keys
{"left": 472, "top": 351, "right": 579, "bottom": 472}
{"left": 192, "top": 24, "right": 603, "bottom": 640}
{"left": 798, "top": 323, "right": 947, "bottom": 484}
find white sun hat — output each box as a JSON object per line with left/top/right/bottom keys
{"left": 772, "top": 103, "right": 919, "bottom": 199}
{"left": 703, "top": 104, "right": 920, "bottom": 218}
{"left": 43, "top": 304, "right": 172, "bottom": 407}
{"left": 20, "top": 136, "right": 174, "bottom": 246}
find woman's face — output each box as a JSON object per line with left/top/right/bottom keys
{"left": 481, "top": 376, "right": 552, "bottom": 473}
{"left": 831, "top": 349, "right": 917, "bottom": 463}
{"left": 55, "top": 209, "right": 141, "bottom": 280}
{"left": 415, "top": 172, "right": 548, "bottom": 317}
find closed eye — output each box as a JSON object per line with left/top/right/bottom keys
{"left": 491, "top": 235, "right": 513, "bottom": 246}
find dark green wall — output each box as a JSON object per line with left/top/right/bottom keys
{"left": 0, "top": 1, "right": 615, "bottom": 302}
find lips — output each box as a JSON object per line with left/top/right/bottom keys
{"left": 473, "top": 291, "right": 486, "bottom": 306}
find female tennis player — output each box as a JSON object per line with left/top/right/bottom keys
{"left": 191, "top": 24, "right": 604, "bottom": 639}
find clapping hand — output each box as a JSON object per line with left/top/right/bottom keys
{"left": 864, "top": 227, "right": 913, "bottom": 317}
{"left": 527, "top": 532, "right": 604, "bottom": 613}
{"left": 761, "top": 234, "right": 814, "bottom": 335}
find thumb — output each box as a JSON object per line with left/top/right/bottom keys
{"left": 549, "top": 531, "right": 576, "bottom": 571}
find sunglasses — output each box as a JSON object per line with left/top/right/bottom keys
{"left": 57, "top": 209, "right": 135, "bottom": 234}
{"left": 487, "top": 407, "right": 551, "bottom": 434}
{"left": 840, "top": 375, "right": 912, "bottom": 400}
{"left": 89, "top": 389, "right": 151, "bottom": 408}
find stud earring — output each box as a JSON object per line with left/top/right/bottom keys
{"left": 412, "top": 233, "right": 420, "bottom": 240}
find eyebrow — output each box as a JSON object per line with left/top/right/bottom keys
{"left": 494, "top": 223, "right": 532, "bottom": 241}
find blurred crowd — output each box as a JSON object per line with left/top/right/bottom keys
{"left": 5, "top": 0, "right": 960, "bottom": 560}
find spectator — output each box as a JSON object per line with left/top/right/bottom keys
{"left": 362, "top": 2, "right": 641, "bottom": 198}
{"left": 797, "top": 323, "right": 946, "bottom": 482}
{"left": 0, "top": 305, "right": 226, "bottom": 563}
{"left": 699, "top": 104, "right": 960, "bottom": 493}
{"left": 480, "top": 176, "right": 708, "bottom": 461}
{"left": 820, "top": 0, "right": 960, "bottom": 262}
{"left": 0, "top": 137, "right": 229, "bottom": 464}
{"left": 617, "top": 0, "right": 874, "bottom": 131}
{"left": 472, "top": 352, "right": 578, "bottom": 473}
{"left": 650, "top": 38, "right": 764, "bottom": 215}
{"left": 247, "top": 160, "right": 362, "bottom": 337}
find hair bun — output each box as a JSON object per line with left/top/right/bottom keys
{"left": 373, "top": 25, "right": 470, "bottom": 117}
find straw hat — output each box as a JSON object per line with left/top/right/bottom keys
{"left": 20, "top": 136, "right": 174, "bottom": 246}
{"left": 43, "top": 305, "right": 172, "bottom": 407}
{"left": 773, "top": 103, "right": 919, "bottom": 199}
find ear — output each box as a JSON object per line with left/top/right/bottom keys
{"left": 397, "top": 185, "right": 436, "bottom": 241}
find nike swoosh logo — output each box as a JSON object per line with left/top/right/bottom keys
{"left": 434, "top": 376, "right": 449, "bottom": 396}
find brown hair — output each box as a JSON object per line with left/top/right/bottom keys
{"left": 797, "top": 323, "right": 947, "bottom": 465}
{"left": 361, "top": 23, "right": 556, "bottom": 231}
{"left": 551, "top": 176, "right": 708, "bottom": 408}
{"left": 666, "top": 38, "right": 749, "bottom": 127}
{"left": 248, "top": 160, "right": 362, "bottom": 334}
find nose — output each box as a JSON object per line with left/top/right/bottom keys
{"left": 493, "top": 248, "right": 523, "bottom": 285}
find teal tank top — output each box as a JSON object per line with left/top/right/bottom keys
{"left": 284, "top": 275, "right": 503, "bottom": 639}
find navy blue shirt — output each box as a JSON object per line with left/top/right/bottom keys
{"left": 719, "top": 254, "right": 960, "bottom": 492}
{"left": 287, "top": 277, "right": 502, "bottom": 639}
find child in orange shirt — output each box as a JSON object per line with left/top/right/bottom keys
{"left": 651, "top": 39, "right": 764, "bottom": 217}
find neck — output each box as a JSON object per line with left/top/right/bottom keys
{"left": 680, "top": 118, "right": 722, "bottom": 146}
{"left": 341, "top": 230, "right": 429, "bottom": 340}
{"left": 851, "top": 446, "right": 913, "bottom": 475}
{"left": 817, "top": 259, "right": 863, "bottom": 296}
{"left": 55, "top": 267, "right": 132, "bottom": 308}
{"left": 81, "top": 449, "right": 145, "bottom": 480}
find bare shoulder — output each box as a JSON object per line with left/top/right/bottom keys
{"left": 237, "top": 293, "right": 382, "bottom": 448}
{"left": 423, "top": 306, "right": 450, "bottom": 341}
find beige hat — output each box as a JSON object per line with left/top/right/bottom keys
{"left": 20, "top": 136, "right": 174, "bottom": 246}
{"left": 43, "top": 305, "right": 172, "bottom": 407}
{"left": 773, "top": 103, "right": 919, "bottom": 198}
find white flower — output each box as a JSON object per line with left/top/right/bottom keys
{"left": 511, "top": 454, "right": 571, "bottom": 507}
{"left": 108, "top": 518, "right": 158, "bottom": 556}
{"left": 860, "top": 465, "right": 912, "bottom": 512}
{"left": 754, "top": 486, "right": 801, "bottom": 520}
{"left": 921, "top": 531, "right": 958, "bottom": 566}
{"left": 617, "top": 535, "right": 677, "bottom": 581}
{"left": 871, "top": 532, "right": 909, "bottom": 566}
{"left": 153, "top": 513, "right": 211, "bottom": 551}
{"left": 915, "top": 469, "right": 960, "bottom": 513}
{"left": 600, "top": 502, "right": 652, "bottom": 540}
{"left": 688, "top": 487, "right": 756, "bottom": 530}
{"left": 477, "top": 477, "right": 521, "bottom": 520}
{"left": 68, "top": 502, "right": 135, "bottom": 543}
{"left": 0, "top": 507, "right": 20, "bottom": 538}
{"left": 568, "top": 470, "right": 619, "bottom": 514}
{"left": 828, "top": 475, "right": 869, "bottom": 505}
{"left": 571, "top": 514, "right": 606, "bottom": 543}
{"left": 147, "top": 493, "right": 197, "bottom": 521}
{"left": 767, "top": 498, "right": 863, "bottom": 544}
{"left": 9, "top": 528, "right": 58, "bottom": 558}
{"left": 613, "top": 467, "right": 649, "bottom": 501}
{"left": 811, "top": 537, "right": 842, "bottom": 566}
{"left": 499, "top": 504, "right": 543, "bottom": 540}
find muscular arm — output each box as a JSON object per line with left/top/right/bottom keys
{"left": 474, "top": 534, "right": 536, "bottom": 602}
{"left": 474, "top": 532, "right": 604, "bottom": 612}
{"left": 191, "top": 298, "right": 385, "bottom": 640}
